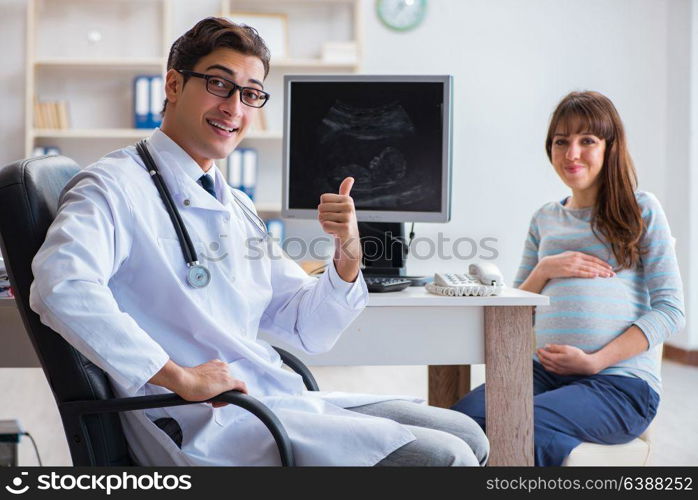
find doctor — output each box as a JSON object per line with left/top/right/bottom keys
{"left": 30, "top": 17, "right": 488, "bottom": 466}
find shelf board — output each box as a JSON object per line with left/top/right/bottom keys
{"left": 35, "top": 58, "right": 164, "bottom": 69}
{"left": 33, "top": 129, "right": 282, "bottom": 140}
{"left": 255, "top": 202, "right": 282, "bottom": 214}
{"left": 273, "top": 58, "right": 358, "bottom": 69}
{"left": 33, "top": 128, "right": 155, "bottom": 139}
{"left": 34, "top": 57, "right": 356, "bottom": 70}
{"left": 243, "top": 130, "right": 283, "bottom": 140}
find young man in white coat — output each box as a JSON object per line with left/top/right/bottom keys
{"left": 30, "top": 17, "right": 488, "bottom": 466}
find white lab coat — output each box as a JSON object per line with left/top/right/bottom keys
{"left": 30, "top": 129, "right": 417, "bottom": 466}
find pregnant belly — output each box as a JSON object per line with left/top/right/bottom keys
{"left": 535, "top": 277, "right": 642, "bottom": 351}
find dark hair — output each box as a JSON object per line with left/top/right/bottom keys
{"left": 162, "top": 17, "right": 270, "bottom": 113}
{"left": 545, "top": 91, "right": 644, "bottom": 270}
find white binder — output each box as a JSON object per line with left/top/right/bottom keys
{"left": 149, "top": 76, "right": 164, "bottom": 128}
{"left": 227, "top": 149, "right": 243, "bottom": 189}
{"left": 241, "top": 148, "right": 257, "bottom": 200}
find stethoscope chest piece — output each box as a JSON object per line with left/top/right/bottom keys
{"left": 136, "top": 139, "right": 266, "bottom": 290}
{"left": 187, "top": 264, "right": 211, "bottom": 288}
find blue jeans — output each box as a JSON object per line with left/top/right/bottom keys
{"left": 451, "top": 361, "right": 660, "bottom": 466}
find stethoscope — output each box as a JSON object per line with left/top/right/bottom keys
{"left": 136, "top": 140, "right": 268, "bottom": 289}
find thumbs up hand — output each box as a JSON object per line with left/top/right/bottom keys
{"left": 318, "top": 177, "right": 361, "bottom": 283}
{"left": 338, "top": 177, "right": 354, "bottom": 196}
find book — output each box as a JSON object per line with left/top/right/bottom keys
{"left": 38, "top": 101, "right": 49, "bottom": 129}
{"left": 56, "top": 101, "right": 70, "bottom": 129}
{"left": 33, "top": 97, "right": 43, "bottom": 128}
{"left": 49, "top": 102, "right": 57, "bottom": 129}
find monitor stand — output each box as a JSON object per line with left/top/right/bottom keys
{"left": 357, "top": 222, "right": 428, "bottom": 286}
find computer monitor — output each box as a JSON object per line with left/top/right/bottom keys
{"left": 282, "top": 74, "right": 453, "bottom": 223}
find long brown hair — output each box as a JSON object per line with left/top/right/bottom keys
{"left": 545, "top": 91, "right": 644, "bottom": 270}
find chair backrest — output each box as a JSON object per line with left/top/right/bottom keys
{"left": 0, "top": 156, "right": 135, "bottom": 465}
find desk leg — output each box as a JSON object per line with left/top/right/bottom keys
{"left": 484, "top": 306, "right": 534, "bottom": 466}
{"left": 428, "top": 365, "right": 471, "bottom": 408}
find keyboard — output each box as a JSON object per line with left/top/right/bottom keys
{"left": 364, "top": 277, "right": 411, "bottom": 293}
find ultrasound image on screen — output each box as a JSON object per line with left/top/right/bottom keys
{"left": 288, "top": 82, "right": 444, "bottom": 212}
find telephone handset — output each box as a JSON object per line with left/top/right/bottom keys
{"left": 427, "top": 263, "right": 505, "bottom": 297}
{"left": 466, "top": 263, "right": 504, "bottom": 286}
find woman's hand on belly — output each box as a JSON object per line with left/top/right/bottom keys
{"left": 519, "top": 251, "right": 615, "bottom": 294}
{"left": 536, "top": 344, "right": 603, "bottom": 376}
{"left": 538, "top": 251, "right": 615, "bottom": 280}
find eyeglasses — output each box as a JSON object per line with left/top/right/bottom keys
{"left": 176, "top": 70, "right": 270, "bottom": 108}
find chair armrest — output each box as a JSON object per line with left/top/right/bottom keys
{"left": 60, "top": 391, "right": 294, "bottom": 466}
{"left": 272, "top": 346, "right": 319, "bottom": 391}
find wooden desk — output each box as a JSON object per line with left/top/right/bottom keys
{"left": 0, "top": 297, "right": 41, "bottom": 367}
{"left": 263, "top": 286, "right": 548, "bottom": 466}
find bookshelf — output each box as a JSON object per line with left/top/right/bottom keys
{"left": 221, "top": 0, "right": 362, "bottom": 213}
{"left": 34, "top": 58, "right": 165, "bottom": 68}
{"left": 25, "top": 0, "right": 171, "bottom": 159}
{"left": 24, "top": 0, "right": 362, "bottom": 216}
{"left": 223, "top": 0, "right": 362, "bottom": 72}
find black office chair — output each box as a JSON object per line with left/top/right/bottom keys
{"left": 0, "top": 155, "right": 319, "bottom": 466}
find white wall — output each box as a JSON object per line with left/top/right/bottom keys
{"left": 0, "top": 0, "right": 26, "bottom": 160}
{"left": 360, "top": 0, "right": 698, "bottom": 351}
{"left": 364, "top": 0, "right": 668, "bottom": 274}
{"left": 665, "top": 0, "right": 694, "bottom": 349}
{"left": 0, "top": 0, "right": 696, "bottom": 464}
{"left": 690, "top": 0, "right": 698, "bottom": 350}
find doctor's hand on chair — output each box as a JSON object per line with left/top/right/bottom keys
{"left": 149, "top": 359, "right": 248, "bottom": 408}
{"left": 318, "top": 177, "right": 362, "bottom": 283}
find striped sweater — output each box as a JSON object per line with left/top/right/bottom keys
{"left": 514, "top": 191, "right": 685, "bottom": 394}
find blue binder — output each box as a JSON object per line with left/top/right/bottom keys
{"left": 133, "top": 75, "right": 150, "bottom": 129}
{"left": 149, "top": 76, "right": 164, "bottom": 128}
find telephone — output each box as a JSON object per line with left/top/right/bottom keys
{"left": 426, "top": 263, "right": 505, "bottom": 297}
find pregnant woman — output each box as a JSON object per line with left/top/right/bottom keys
{"left": 452, "top": 90, "right": 685, "bottom": 466}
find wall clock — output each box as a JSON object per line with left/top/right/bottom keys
{"left": 376, "top": 0, "right": 427, "bottom": 32}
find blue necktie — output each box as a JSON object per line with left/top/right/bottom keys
{"left": 198, "top": 174, "right": 216, "bottom": 199}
